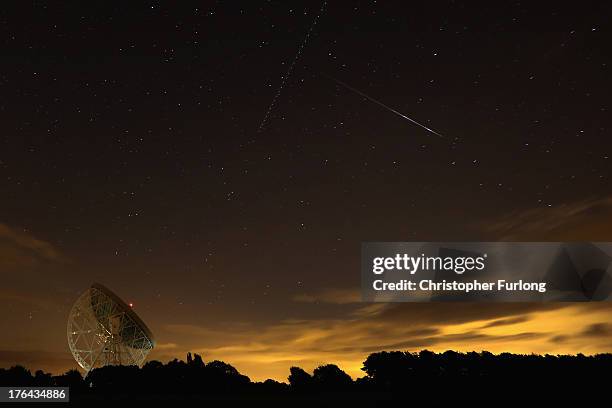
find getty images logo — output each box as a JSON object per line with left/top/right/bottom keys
{"left": 372, "top": 253, "right": 487, "bottom": 275}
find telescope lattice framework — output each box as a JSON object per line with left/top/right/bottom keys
{"left": 67, "top": 283, "right": 155, "bottom": 372}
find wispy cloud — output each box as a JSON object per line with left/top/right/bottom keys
{"left": 147, "top": 302, "right": 612, "bottom": 382}
{"left": 483, "top": 196, "right": 612, "bottom": 240}
{"left": 154, "top": 342, "right": 179, "bottom": 350}
{"left": 0, "top": 223, "right": 65, "bottom": 267}
{"left": 293, "top": 288, "right": 361, "bottom": 304}
{"left": 479, "top": 316, "right": 531, "bottom": 329}
{"left": 0, "top": 289, "right": 57, "bottom": 309}
{"left": 0, "top": 350, "right": 74, "bottom": 375}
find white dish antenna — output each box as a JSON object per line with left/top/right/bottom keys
{"left": 67, "top": 283, "right": 155, "bottom": 372}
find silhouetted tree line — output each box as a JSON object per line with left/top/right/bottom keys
{"left": 2, "top": 350, "right": 611, "bottom": 403}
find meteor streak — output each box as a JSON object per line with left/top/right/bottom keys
{"left": 257, "top": 1, "right": 327, "bottom": 133}
{"left": 323, "top": 74, "right": 444, "bottom": 137}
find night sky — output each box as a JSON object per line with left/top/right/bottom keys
{"left": 2, "top": 1, "right": 612, "bottom": 381}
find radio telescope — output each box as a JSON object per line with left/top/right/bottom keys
{"left": 67, "top": 283, "right": 155, "bottom": 372}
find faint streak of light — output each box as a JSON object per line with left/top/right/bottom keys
{"left": 257, "top": 1, "right": 327, "bottom": 133}
{"left": 323, "top": 74, "right": 444, "bottom": 138}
